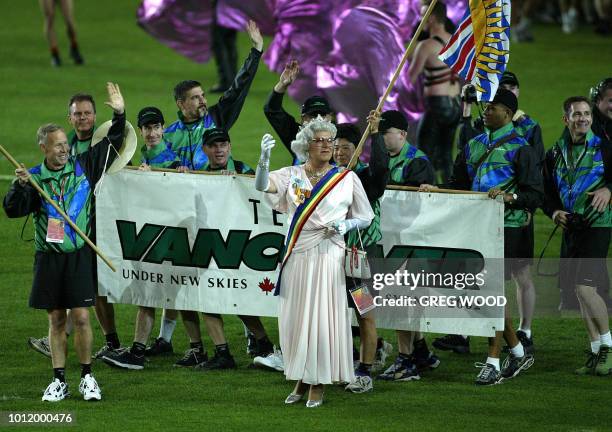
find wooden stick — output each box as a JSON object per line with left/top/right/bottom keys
{"left": 125, "top": 166, "right": 485, "bottom": 194}
{"left": 386, "top": 184, "right": 488, "bottom": 195}
{"left": 0, "top": 144, "right": 116, "bottom": 272}
{"left": 348, "top": 0, "right": 439, "bottom": 170}
{"left": 124, "top": 165, "right": 255, "bottom": 177}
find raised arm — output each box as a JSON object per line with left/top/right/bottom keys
{"left": 209, "top": 20, "right": 263, "bottom": 131}
{"left": 255, "top": 134, "right": 277, "bottom": 193}
{"left": 263, "top": 60, "right": 301, "bottom": 160}
{"left": 80, "top": 82, "right": 126, "bottom": 183}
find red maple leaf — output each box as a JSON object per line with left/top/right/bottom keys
{"left": 258, "top": 277, "right": 275, "bottom": 295}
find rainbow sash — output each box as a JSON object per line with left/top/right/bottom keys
{"left": 274, "top": 166, "right": 350, "bottom": 295}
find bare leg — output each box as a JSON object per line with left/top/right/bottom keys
{"left": 58, "top": 0, "right": 77, "bottom": 37}
{"left": 71, "top": 307, "right": 93, "bottom": 364}
{"left": 487, "top": 332, "right": 503, "bottom": 359}
{"left": 308, "top": 384, "right": 324, "bottom": 402}
{"left": 65, "top": 309, "right": 73, "bottom": 336}
{"left": 577, "top": 294, "right": 600, "bottom": 342}
{"left": 576, "top": 284, "right": 610, "bottom": 335}
{"left": 94, "top": 296, "right": 117, "bottom": 336}
{"left": 502, "top": 315, "right": 520, "bottom": 349}
{"left": 203, "top": 313, "right": 226, "bottom": 345}
{"left": 514, "top": 265, "right": 536, "bottom": 331}
{"left": 48, "top": 309, "right": 67, "bottom": 368}
{"left": 134, "top": 306, "right": 155, "bottom": 345}
{"left": 396, "top": 330, "right": 415, "bottom": 355}
{"left": 292, "top": 380, "right": 308, "bottom": 395}
{"left": 238, "top": 315, "right": 267, "bottom": 339}
{"left": 357, "top": 313, "right": 377, "bottom": 364}
{"left": 39, "top": 0, "right": 57, "bottom": 48}
{"left": 180, "top": 310, "right": 202, "bottom": 343}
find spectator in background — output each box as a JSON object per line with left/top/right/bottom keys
{"left": 39, "top": 0, "right": 84, "bottom": 66}
{"left": 408, "top": 1, "right": 460, "bottom": 183}
{"left": 264, "top": 60, "right": 334, "bottom": 165}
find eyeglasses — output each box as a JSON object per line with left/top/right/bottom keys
{"left": 309, "top": 137, "right": 335, "bottom": 147}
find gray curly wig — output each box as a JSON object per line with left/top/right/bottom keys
{"left": 290, "top": 116, "right": 337, "bottom": 163}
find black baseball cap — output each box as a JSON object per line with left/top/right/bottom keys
{"left": 137, "top": 106, "right": 164, "bottom": 127}
{"left": 500, "top": 71, "right": 519, "bottom": 88}
{"left": 379, "top": 110, "right": 408, "bottom": 133}
{"left": 491, "top": 88, "right": 519, "bottom": 114}
{"left": 301, "top": 96, "right": 332, "bottom": 116}
{"left": 202, "top": 127, "right": 230, "bottom": 146}
{"left": 335, "top": 123, "right": 361, "bottom": 145}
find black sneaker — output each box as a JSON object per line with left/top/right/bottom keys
{"left": 174, "top": 348, "right": 208, "bottom": 367}
{"left": 502, "top": 331, "right": 535, "bottom": 355}
{"left": 516, "top": 331, "right": 535, "bottom": 355}
{"left": 70, "top": 47, "right": 84, "bottom": 65}
{"left": 575, "top": 350, "right": 598, "bottom": 375}
{"left": 145, "top": 337, "right": 174, "bottom": 356}
{"left": 246, "top": 332, "right": 257, "bottom": 356}
{"left": 412, "top": 351, "right": 441, "bottom": 372}
{"left": 501, "top": 354, "right": 534, "bottom": 379}
{"left": 51, "top": 53, "right": 61, "bottom": 67}
{"left": 102, "top": 350, "right": 145, "bottom": 370}
{"left": 195, "top": 352, "right": 237, "bottom": 371}
{"left": 412, "top": 339, "right": 440, "bottom": 372}
{"left": 432, "top": 335, "right": 470, "bottom": 354}
{"left": 475, "top": 363, "right": 501, "bottom": 385}
{"left": 93, "top": 343, "right": 124, "bottom": 360}
{"left": 251, "top": 338, "right": 274, "bottom": 358}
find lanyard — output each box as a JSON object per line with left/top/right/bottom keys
{"left": 48, "top": 176, "right": 68, "bottom": 205}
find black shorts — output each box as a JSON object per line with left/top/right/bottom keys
{"left": 504, "top": 224, "right": 534, "bottom": 280}
{"left": 30, "top": 247, "right": 96, "bottom": 310}
{"left": 560, "top": 227, "right": 611, "bottom": 287}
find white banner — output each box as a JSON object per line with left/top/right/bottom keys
{"left": 96, "top": 170, "right": 504, "bottom": 336}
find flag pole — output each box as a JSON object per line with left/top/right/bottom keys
{"left": 347, "top": 0, "right": 439, "bottom": 170}
{"left": 0, "top": 144, "right": 117, "bottom": 272}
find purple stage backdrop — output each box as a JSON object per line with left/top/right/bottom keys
{"left": 138, "top": 0, "right": 467, "bottom": 155}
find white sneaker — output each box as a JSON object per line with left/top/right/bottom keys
{"left": 42, "top": 379, "right": 69, "bottom": 402}
{"left": 79, "top": 374, "right": 102, "bottom": 401}
{"left": 345, "top": 375, "right": 373, "bottom": 393}
{"left": 373, "top": 340, "right": 393, "bottom": 372}
{"left": 253, "top": 348, "right": 284, "bottom": 372}
{"left": 28, "top": 336, "right": 51, "bottom": 358}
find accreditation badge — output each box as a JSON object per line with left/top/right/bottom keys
{"left": 349, "top": 282, "right": 376, "bottom": 316}
{"left": 46, "top": 217, "right": 65, "bottom": 243}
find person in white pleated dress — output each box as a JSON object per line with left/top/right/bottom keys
{"left": 255, "top": 117, "right": 374, "bottom": 408}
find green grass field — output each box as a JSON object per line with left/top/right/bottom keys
{"left": 1, "top": 1, "right": 612, "bottom": 431}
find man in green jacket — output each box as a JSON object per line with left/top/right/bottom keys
{"left": 543, "top": 96, "right": 612, "bottom": 376}
{"left": 3, "top": 82, "right": 126, "bottom": 401}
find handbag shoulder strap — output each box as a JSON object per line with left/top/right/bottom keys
{"left": 473, "top": 132, "right": 519, "bottom": 172}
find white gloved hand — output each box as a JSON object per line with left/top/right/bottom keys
{"left": 256, "top": 133, "right": 275, "bottom": 191}
{"left": 260, "top": 133, "right": 275, "bottom": 161}
{"left": 332, "top": 218, "right": 370, "bottom": 236}
{"left": 332, "top": 220, "right": 348, "bottom": 236}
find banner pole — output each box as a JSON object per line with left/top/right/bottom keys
{"left": 347, "top": 0, "right": 439, "bottom": 170}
